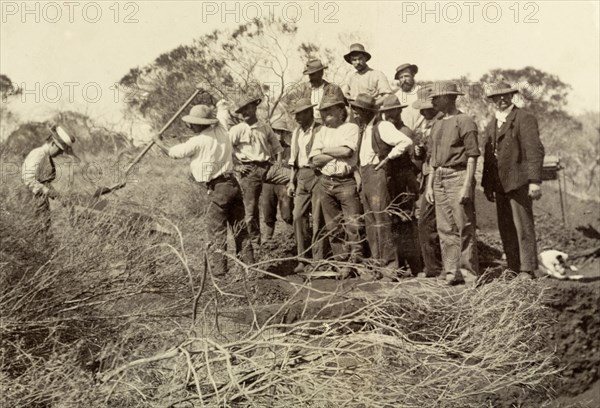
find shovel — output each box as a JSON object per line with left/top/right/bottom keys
{"left": 93, "top": 85, "right": 205, "bottom": 198}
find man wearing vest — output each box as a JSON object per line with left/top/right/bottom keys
{"left": 309, "top": 94, "right": 362, "bottom": 278}
{"left": 261, "top": 119, "right": 294, "bottom": 242}
{"left": 351, "top": 94, "right": 413, "bottom": 273}
{"left": 286, "top": 99, "right": 330, "bottom": 273}
{"left": 378, "top": 94, "right": 423, "bottom": 276}
{"left": 482, "top": 82, "right": 545, "bottom": 280}
{"left": 412, "top": 86, "right": 444, "bottom": 278}
{"left": 229, "top": 95, "right": 283, "bottom": 247}
{"left": 394, "top": 63, "right": 423, "bottom": 131}
{"left": 341, "top": 43, "right": 392, "bottom": 105}
{"left": 153, "top": 104, "right": 254, "bottom": 276}
{"left": 425, "top": 82, "right": 480, "bottom": 286}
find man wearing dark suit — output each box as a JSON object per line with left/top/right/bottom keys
{"left": 482, "top": 82, "right": 545, "bottom": 279}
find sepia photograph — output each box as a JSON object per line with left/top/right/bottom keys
{"left": 1, "top": 1, "right": 599, "bottom": 406}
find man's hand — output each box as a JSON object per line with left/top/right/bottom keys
{"left": 374, "top": 157, "right": 389, "bottom": 172}
{"left": 235, "top": 163, "right": 253, "bottom": 176}
{"left": 413, "top": 144, "right": 425, "bottom": 159}
{"left": 354, "top": 171, "right": 362, "bottom": 193}
{"left": 529, "top": 183, "right": 542, "bottom": 200}
{"left": 286, "top": 182, "right": 295, "bottom": 198}
{"left": 425, "top": 185, "right": 435, "bottom": 205}
{"left": 484, "top": 189, "right": 495, "bottom": 202}
{"left": 459, "top": 183, "right": 473, "bottom": 205}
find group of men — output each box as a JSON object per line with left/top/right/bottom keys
{"left": 23, "top": 42, "right": 545, "bottom": 284}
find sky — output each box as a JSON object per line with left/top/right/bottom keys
{"left": 1, "top": 0, "right": 599, "bottom": 130}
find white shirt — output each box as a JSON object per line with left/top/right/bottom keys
{"left": 309, "top": 123, "right": 359, "bottom": 176}
{"left": 289, "top": 123, "right": 316, "bottom": 168}
{"left": 495, "top": 104, "right": 515, "bottom": 128}
{"left": 229, "top": 120, "right": 283, "bottom": 163}
{"left": 310, "top": 85, "right": 325, "bottom": 122}
{"left": 342, "top": 67, "right": 392, "bottom": 100}
{"left": 168, "top": 125, "right": 233, "bottom": 183}
{"left": 359, "top": 118, "right": 413, "bottom": 166}
{"left": 395, "top": 84, "right": 423, "bottom": 131}
{"left": 22, "top": 144, "right": 55, "bottom": 195}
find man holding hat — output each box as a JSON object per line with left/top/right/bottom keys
{"left": 425, "top": 82, "right": 480, "bottom": 285}
{"left": 286, "top": 98, "right": 330, "bottom": 272}
{"left": 482, "top": 82, "right": 545, "bottom": 279}
{"left": 394, "top": 63, "right": 423, "bottom": 131}
{"left": 290, "top": 59, "right": 345, "bottom": 125}
{"left": 412, "top": 86, "right": 443, "bottom": 278}
{"left": 376, "top": 94, "right": 424, "bottom": 275}
{"left": 261, "top": 118, "right": 294, "bottom": 241}
{"left": 309, "top": 93, "right": 362, "bottom": 277}
{"left": 341, "top": 43, "right": 392, "bottom": 105}
{"left": 351, "top": 93, "right": 414, "bottom": 273}
{"left": 153, "top": 104, "right": 254, "bottom": 276}
{"left": 229, "top": 95, "right": 283, "bottom": 247}
{"left": 21, "top": 125, "right": 79, "bottom": 239}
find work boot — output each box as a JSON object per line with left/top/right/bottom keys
{"left": 294, "top": 263, "right": 306, "bottom": 274}
{"left": 446, "top": 272, "right": 465, "bottom": 286}
{"left": 516, "top": 271, "right": 535, "bottom": 280}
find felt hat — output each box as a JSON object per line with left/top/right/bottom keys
{"left": 182, "top": 105, "right": 219, "bottom": 125}
{"left": 344, "top": 43, "right": 372, "bottom": 64}
{"left": 303, "top": 59, "right": 328, "bottom": 75}
{"left": 291, "top": 98, "right": 316, "bottom": 114}
{"left": 234, "top": 95, "right": 262, "bottom": 113}
{"left": 486, "top": 81, "right": 519, "bottom": 98}
{"left": 394, "top": 63, "right": 419, "bottom": 79}
{"left": 429, "top": 82, "right": 464, "bottom": 97}
{"left": 411, "top": 85, "right": 435, "bottom": 110}
{"left": 379, "top": 94, "right": 408, "bottom": 111}
{"left": 349, "top": 93, "right": 378, "bottom": 111}
{"left": 319, "top": 94, "right": 346, "bottom": 110}
{"left": 271, "top": 118, "right": 290, "bottom": 133}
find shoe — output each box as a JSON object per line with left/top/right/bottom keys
{"left": 337, "top": 266, "right": 353, "bottom": 280}
{"left": 446, "top": 274, "right": 465, "bottom": 286}
{"left": 294, "top": 263, "right": 306, "bottom": 274}
{"left": 516, "top": 271, "right": 534, "bottom": 280}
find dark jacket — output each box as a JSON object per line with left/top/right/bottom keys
{"left": 482, "top": 107, "right": 545, "bottom": 194}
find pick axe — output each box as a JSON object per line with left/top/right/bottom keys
{"left": 93, "top": 85, "right": 205, "bottom": 198}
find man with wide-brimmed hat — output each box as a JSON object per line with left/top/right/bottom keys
{"left": 411, "top": 85, "right": 443, "bottom": 278}
{"left": 393, "top": 62, "right": 423, "bottom": 131}
{"left": 377, "top": 94, "right": 424, "bottom": 276}
{"left": 350, "top": 93, "right": 414, "bottom": 275}
{"left": 424, "top": 82, "right": 480, "bottom": 285}
{"left": 482, "top": 82, "right": 545, "bottom": 280}
{"left": 341, "top": 43, "right": 392, "bottom": 106}
{"left": 287, "top": 59, "right": 345, "bottom": 125}
{"left": 229, "top": 94, "right": 283, "bottom": 247}
{"left": 309, "top": 93, "right": 363, "bottom": 277}
{"left": 21, "top": 125, "right": 79, "bottom": 239}
{"left": 153, "top": 104, "right": 254, "bottom": 276}
{"left": 260, "top": 118, "right": 294, "bottom": 242}
{"left": 285, "top": 98, "right": 331, "bottom": 272}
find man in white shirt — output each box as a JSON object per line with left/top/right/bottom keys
{"left": 229, "top": 95, "right": 283, "bottom": 246}
{"left": 286, "top": 98, "right": 329, "bottom": 273}
{"left": 154, "top": 104, "right": 254, "bottom": 276}
{"left": 351, "top": 94, "right": 413, "bottom": 272}
{"left": 21, "top": 125, "right": 78, "bottom": 239}
{"left": 341, "top": 43, "right": 392, "bottom": 105}
{"left": 309, "top": 94, "right": 363, "bottom": 277}
{"left": 394, "top": 63, "right": 422, "bottom": 131}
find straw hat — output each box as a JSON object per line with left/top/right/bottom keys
{"left": 429, "top": 82, "right": 464, "bottom": 97}
{"left": 50, "top": 125, "right": 75, "bottom": 154}
{"left": 303, "top": 59, "right": 328, "bottom": 75}
{"left": 379, "top": 94, "right": 408, "bottom": 111}
{"left": 182, "top": 105, "right": 219, "bottom": 125}
{"left": 349, "top": 93, "right": 378, "bottom": 111}
{"left": 486, "top": 82, "right": 519, "bottom": 98}
{"left": 291, "top": 98, "right": 316, "bottom": 114}
{"left": 394, "top": 63, "right": 419, "bottom": 79}
{"left": 343, "top": 43, "right": 372, "bottom": 64}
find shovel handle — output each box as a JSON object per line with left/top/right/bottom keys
{"left": 122, "top": 87, "right": 204, "bottom": 178}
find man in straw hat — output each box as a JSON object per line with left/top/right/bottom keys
{"left": 288, "top": 59, "right": 345, "bottom": 125}
{"left": 482, "top": 82, "right": 545, "bottom": 280}
{"left": 424, "top": 82, "right": 480, "bottom": 285}
{"left": 260, "top": 118, "right": 293, "bottom": 242}
{"left": 309, "top": 93, "right": 363, "bottom": 277}
{"left": 350, "top": 93, "right": 414, "bottom": 276}
{"left": 341, "top": 43, "right": 392, "bottom": 106}
{"left": 286, "top": 98, "right": 330, "bottom": 273}
{"left": 21, "top": 125, "right": 79, "bottom": 239}
{"left": 393, "top": 62, "right": 423, "bottom": 131}
{"left": 153, "top": 104, "right": 254, "bottom": 276}
{"left": 412, "top": 85, "right": 443, "bottom": 278}
{"left": 376, "top": 94, "right": 424, "bottom": 276}
{"left": 229, "top": 94, "right": 283, "bottom": 247}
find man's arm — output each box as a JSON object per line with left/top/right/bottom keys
{"left": 520, "top": 112, "right": 545, "bottom": 184}
{"left": 322, "top": 146, "right": 353, "bottom": 158}
{"left": 267, "top": 126, "right": 284, "bottom": 162}
{"left": 22, "top": 150, "right": 48, "bottom": 195}
{"left": 459, "top": 127, "right": 480, "bottom": 204}
{"left": 379, "top": 121, "right": 413, "bottom": 159}
{"left": 374, "top": 71, "right": 393, "bottom": 105}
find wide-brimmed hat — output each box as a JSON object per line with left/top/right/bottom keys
{"left": 291, "top": 98, "right": 316, "bottom": 114}
{"left": 319, "top": 94, "right": 346, "bottom": 110}
{"left": 379, "top": 94, "right": 408, "bottom": 112}
{"left": 344, "top": 43, "right": 372, "bottom": 64}
{"left": 412, "top": 85, "right": 435, "bottom": 110}
{"left": 303, "top": 59, "right": 327, "bottom": 75}
{"left": 271, "top": 118, "right": 290, "bottom": 133}
{"left": 394, "top": 63, "right": 419, "bottom": 79}
{"left": 182, "top": 104, "right": 219, "bottom": 125}
{"left": 486, "top": 82, "right": 519, "bottom": 98}
{"left": 349, "top": 93, "right": 378, "bottom": 111}
{"left": 234, "top": 95, "right": 262, "bottom": 113}
{"left": 50, "top": 125, "right": 75, "bottom": 154}
{"left": 429, "top": 82, "right": 464, "bottom": 98}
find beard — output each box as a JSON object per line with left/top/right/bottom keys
{"left": 400, "top": 81, "right": 415, "bottom": 92}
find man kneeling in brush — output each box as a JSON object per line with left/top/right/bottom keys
{"left": 154, "top": 104, "right": 254, "bottom": 277}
